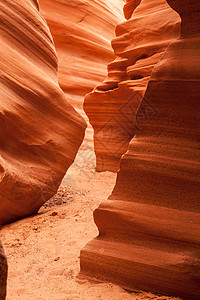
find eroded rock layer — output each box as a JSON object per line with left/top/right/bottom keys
{"left": 84, "top": 0, "right": 180, "bottom": 171}
{"left": 0, "top": 0, "right": 86, "bottom": 225}
{"left": 80, "top": 0, "right": 200, "bottom": 298}
{"left": 0, "top": 241, "right": 7, "bottom": 300}
{"left": 39, "top": 0, "right": 125, "bottom": 143}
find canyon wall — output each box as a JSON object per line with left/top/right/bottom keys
{"left": 0, "top": 0, "right": 86, "bottom": 225}
{"left": 80, "top": 0, "right": 200, "bottom": 298}
{"left": 84, "top": 0, "right": 180, "bottom": 171}
{"left": 39, "top": 0, "right": 125, "bottom": 143}
{"left": 0, "top": 240, "right": 7, "bottom": 300}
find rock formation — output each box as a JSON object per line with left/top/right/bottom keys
{"left": 84, "top": 0, "right": 180, "bottom": 171}
{"left": 39, "top": 0, "right": 125, "bottom": 143}
{"left": 0, "top": 0, "right": 86, "bottom": 225}
{"left": 80, "top": 0, "right": 200, "bottom": 298}
{"left": 0, "top": 241, "right": 7, "bottom": 300}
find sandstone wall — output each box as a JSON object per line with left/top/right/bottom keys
{"left": 39, "top": 0, "right": 125, "bottom": 143}
{"left": 0, "top": 0, "right": 86, "bottom": 225}
{"left": 84, "top": 0, "right": 180, "bottom": 171}
{"left": 0, "top": 241, "right": 7, "bottom": 300}
{"left": 80, "top": 1, "right": 200, "bottom": 298}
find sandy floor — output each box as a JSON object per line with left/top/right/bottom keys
{"left": 0, "top": 150, "right": 180, "bottom": 300}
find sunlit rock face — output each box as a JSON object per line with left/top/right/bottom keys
{"left": 80, "top": 0, "right": 200, "bottom": 298}
{"left": 0, "top": 241, "right": 7, "bottom": 300}
{"left": 39, "top": 0, "right": 125, "bottom": 143}
{"left": 0, "top": 0, "right": 86, "bottom": 225}
{"left": 84, "top": 0, "right": 180, "bottom": 171}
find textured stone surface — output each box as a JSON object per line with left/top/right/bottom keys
{"left": 84, "top": 0, "right": 180, "bottom": 171}
{"left": 39, "top": 0, "right": 125, "bottom": 143}
{"left": 0, "top": 0, "right": 86, "bottom": 225}
{"left": 80, "top": 0, "right": 200, "bottom": 298}
{"left": 0, "top": 241, "right": 7, "bottom": 300}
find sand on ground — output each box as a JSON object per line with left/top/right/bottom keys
{"left": 0, "top": 149, "right": 181, "bottom": 300}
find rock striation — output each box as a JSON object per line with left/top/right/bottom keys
{"left": 0, "top": 0, "right": 86, "bottom": 225}
{"left": 84, "top": 0, "right": 180, "bottom": 171}
{"left": 0, "top": 241, "right": 7, "bottom": 300}
{"left": 80, "top": 0, "right": 200, "bottom": 298}
{"left": 39, "top": 0, "right": 125, "bottom": 143}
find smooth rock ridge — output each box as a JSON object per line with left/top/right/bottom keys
{"left": 80, "top": 0, "right": 200, "bottom": 298}
{"left": 0, "top": 0, "right": 86, "bottom": 225}
{"left": 84, "top": 0, "right": 180, "bottom": 172}
{"left": 39, "top": 0, "right": 125, "bottom": 144}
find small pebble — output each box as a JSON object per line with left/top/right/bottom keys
{"left": 50, "top": 212, "right": 58, "bottom": 217}
{"left": 54, "top": 257, "right": 60, "bottom": 261}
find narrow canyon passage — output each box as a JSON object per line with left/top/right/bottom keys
{"left": 0, "top": 0, "right": 199, "bottom": 299}
{"left": 0, "top": 151, "right": 180, "bottom": 300}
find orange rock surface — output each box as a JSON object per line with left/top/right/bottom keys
{"left": 84, "top": 0, "right": 180, "bottom": 171}
{"left": 39, "top": 0, "right": 125, "bottom": 143}
{"left": 0, "top": 0, "right": 86, "bottom": 225}
{"left": 0, "top": 240, "right": 7, "bottom": 300}
{"left": 80, "top": 0, "right": 200, "bottom": 298}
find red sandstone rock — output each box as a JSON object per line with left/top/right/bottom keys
{"left": 84, "top": 0, "right": 180, "bottom": 172}
{"left": 80, "top": 0, "right": 200, "bottom": 298}
{"left": 0, "top": 241, "right": 7, "bottom": 300}
{"left": 0, "top": 0, "right": 86, "bottom": 225}
{"left": 39, "top": 0, "right": 125, "bottom": 143}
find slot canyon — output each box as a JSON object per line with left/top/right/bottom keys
{"left": 0, "top": 0, "right": 199, "bottom": 299}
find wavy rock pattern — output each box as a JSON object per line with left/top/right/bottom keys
{"left": 0, "top": 241, "right": 7, "bottom": 300}
{"left": 39, "top": 0, "right": 125, "bottom": 143}
{"left": 80, "top": 0, "right": 200, "bottom": 298}
{"left": 84, "top": 0, "right": 180, "bottom": 171}
{"left": 0, "top": 0, "right": 86, "bottom": 225}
